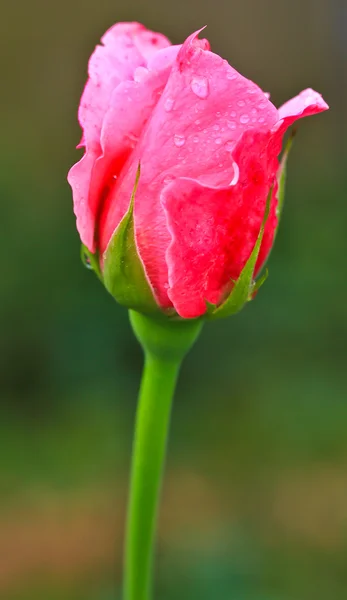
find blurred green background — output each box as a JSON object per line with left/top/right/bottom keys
{"left": 1, "top": 0, "right": 346, "bottom": 598}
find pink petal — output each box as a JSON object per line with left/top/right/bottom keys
{"left": 162, "top": 130, "right": 278, "bottom": 318}
{"left": 68, "top": 22, "right": 171, "bottom": 251}
{"left": 278, "top": 88, "right": 329, "bottom": 125}
{"left": 100, "top": 31, "right": 278, "bottom": 307}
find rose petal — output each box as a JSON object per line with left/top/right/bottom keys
{"left": 94, "top": 46, "right": 181, "bottom": 249}
{"left": 68, "top": 22, "right": 171, "bottom": 251}
{"left": 249, "top": 88, "right": 329, "bottom": 273}
{"left": 162, "top": 130, "right": 278, "bottom": 318}
{"left": 278, "top": 88, "right": 329, "bottom": 125}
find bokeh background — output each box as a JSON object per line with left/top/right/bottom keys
{"left": 1, "top": 0, "right": 346, "bottom": 598}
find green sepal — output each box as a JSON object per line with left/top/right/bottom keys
{"left": 103, "top": 165, "right": 159, "bottom": 314}
{"left": 276, "top": 128, "right": 295, "bottom": 226}
{"left": 249, "top": 267, "right": 268, "bottom": 300}
{"left": 206, "top": 188, "right": 272, "bottom": 320}
{"left": 80, "top": 244, "right": 103, "bottom": 283}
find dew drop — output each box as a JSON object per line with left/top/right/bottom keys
{"left": 227, "top": 120, "right": 236, "bottom": 130}
{"left": 164, "top": 97, "right": 174, "bottom": 112}
{"left": 195, "top": 119, "right": 201, "bottom": 125}
{"left": 237, "top": 99, "right": 245, "bottom": 107}
{"left": 163, "top": 174, "right": 175, "bottom": 185}
{"left": 213, "top": 124, "right": 220, "bottom": 131}
{"left": 258, "top": 116, "right": 265, "bottom": 123}
{"left": 215, "top": 137, "right": 222, "bottom": 145}
{"left": 190, "top": 76, "right": 209, "bottom": 99}
{"left": 230, "top": 111, "right": 236, "bottom": 118}
{"left": 225, "top": 140, "right": 234, "bottom": 152}
{"left": 240, "top": 114, "right": 250, "bottom": 124}
{"left": 173, "top": 134, "right": 186, "bottom": 147}
{"left": 258, "top": 101, "right": 267, "bottom": 109}
{"left": 247, "top": 87, "right": 257, "bottom": 94}
{"left": 193, "top": 136, "right": 199, "bottom": 143}
{"left": 251, "top": 108, "right": 258, "bottom": 115}
{"left": 226, "top": 71, "right": 237, "bottom": 80}
{"left": 127, "top": 133, "right": 138, "bottom": 148}
{"left": 82, "top": 252, "right": 93, "bottom": 270}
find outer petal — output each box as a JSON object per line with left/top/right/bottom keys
{"left": 68, "top": 22, "right": 171, "bottom": 251}
{"left": 242, "top": 89, "right": 329, "bottom": 277}
{"left": 268, "top": 88, "right": 329, "bottom": 156}
{"left": 100, "top": 31, "right": 278, "bottom": 307}
{"left": 162, "top": 130, "right": 278, "bottom": 318}
{"left": 93, "top": 46, "right": 181, "bottom": 248}
{"left": 278, "top": 88, "right": 329, "bottom": 125}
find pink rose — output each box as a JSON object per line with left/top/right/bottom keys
{"left": 68, "top": 22, "right": 328, "bottom": 319}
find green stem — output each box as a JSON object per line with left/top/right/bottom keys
{"left": 124, "top": 310, "right": 203, "bottom": 600}
{"left": 124, "top": 354, "right": 179, "bottom": 600}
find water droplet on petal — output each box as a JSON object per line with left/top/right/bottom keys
{"left": 227, "top": 120, "right": 236, "bottom": 130}
{"left": 215, "top": 138, "right": 222, "bottom": 145}
{"left": 258, "top": 116, "right": 265, "bottom": 123}
{"left": 225, "top": 140, "right": 235, "bottom": 152}
{"left": 193, "top": 136, "right": 199, "bottom": 143}
{"left": 190, "top": 76, "right": 209, "bottom": 99}
{"left": 173, "top": 134, "right": 186, "bottom": 147}
{"left": 213, "top": 124, "right": 220, "bottom": 131}
{"left": 164, "top": 97, "right": 174, "bottom": 112}
{"left": 258, "top": 101, "right": 267, "bottom": 109}
{"left": 127, "top": 133, "right": 138, "bottom": 148}
{"left": 230, "top": 111, "right": 236, "bottom": 118}
{"left": 195, "top": 119, "right": 201, "bottom": 125}
{"left": 237, "top": 100, "right": 245, "bottom": 107}
{"left": 226, "top": 71, "right": 237, "bottom": 80}
{"left": 163, "top": 174, "right": 175, "bottom": 185}
{"left": 240, "top": 114, "right": 250, "bottom": 124}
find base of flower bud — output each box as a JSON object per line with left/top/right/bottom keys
{"left": 129, "top": 310, "right": 203, "bottom": 363}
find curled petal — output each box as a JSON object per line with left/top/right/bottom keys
{"left": 278, "top": 88, "right": 329, "bottom": 125}
{"left": 68, "top": 23, "right": 171, "bottom": 251}
{"left": 162, "top": 131, "right": 278, "bottom": 318}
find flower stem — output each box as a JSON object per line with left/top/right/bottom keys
{"left": 123, "top": 310, "right": 203, "bottom": 600}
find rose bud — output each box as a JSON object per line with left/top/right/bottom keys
{"left": 68, "top": 22, "right": 328, "bottom": 319}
